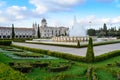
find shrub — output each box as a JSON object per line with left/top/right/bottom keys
{"left": 11, "top": 44, "right": 86, "bottom": 62}
{"left": 86, "top": 37, "right": 95, "bottom": 63}
{"left": 0, "top": 62, "right": 29, "bottom": 79}
{"left": 14, "top": 52, "right": 44, "bottom": 58}
{"left": 0, "top": 40, "right": 12, "bottom": 46}
{"left": 26, "top": 39, "right": 120, "bottom": 48}
{"left": 48, "top": 65, "right": 70, "bottom": 72}
{"left": 31, "top": 62, "right": 49, "bottom": 68}
{"left": 86, "top": 67, "right": 98, "bottom": 80}
{"left": 95, "top": 50, "right": 120, "bottom": 62}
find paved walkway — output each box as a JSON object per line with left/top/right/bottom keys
{"left": 13, "top": 42, "right": 120, "bottom": 56}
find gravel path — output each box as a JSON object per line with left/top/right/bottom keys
{"left": 13, "top": 42, "right": 120, "bottom": 56}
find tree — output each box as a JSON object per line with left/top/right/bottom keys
{"left": 11, "top": 24, "right": 15, "bottom": 39}
{"left": 37, "top": 25, "right": 41, "bottom": 38}
{"left": 103, "top": 23, "right": 108, "bottom": 37}
{"left": 77, "top": 40, "right": 80, "bottom": 48}
{"left": 87, "top": 29, "right": 96, "bottom": 36}
{"left": 86, "top": 37, "right": 94, "bottom": 63}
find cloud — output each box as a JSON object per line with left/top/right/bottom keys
{"left": 76, "top": 15, "right": 120, "bottom": 29}
{"left": 29, "top": 0, "right": 85, "bottom": 14}
{"left": 6, "top": 6, "right": 27, "bottom": 20}
{"left": 95, "top": 0, "right": 114, "bottom": 3}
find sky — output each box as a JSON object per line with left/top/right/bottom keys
{"left": 0, "top": 0, "right": 120, "bottom": 29}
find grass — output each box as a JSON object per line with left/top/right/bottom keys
{"left": 0, "top": 52, "right": 13, "bottom": 64}
{"left": 0, "top": 45, "right": 120, "bottom": 80}
{"left": 0, "top": 61, "right": 29, "bottom": 80}
{"left": 96, "top": 70, "right": 116, "bottom": 80}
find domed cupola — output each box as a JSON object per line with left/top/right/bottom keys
{"left": 41, "top": 18, "right": 47, "bottom": 27}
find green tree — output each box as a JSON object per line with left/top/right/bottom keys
{"left": 77, "top": 40, "right": 80, "bottom": 48}
{"left": 86, "top": 37, "right": 94, "bottom": 63}
{"left": 103, "top": 23, "right": 108, "bottom": 37}
{"left": 11, "top": 24, "right": 15, "bottom": 39}
{"left": 37, "top": 25, "right": 41, "bottom": 38}
{"left": 87, "top": 29, "right": 96, "bottom": 36}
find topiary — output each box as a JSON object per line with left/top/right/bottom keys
{"left": 86, "top": 37, "right": 94, "bottom": 63}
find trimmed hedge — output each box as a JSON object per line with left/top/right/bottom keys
{"left": 9, "top": 62, "right": 33, "bottom": 73}
{"left": 31, "top": 62, "right": 49, "bottom": 68}
{"left": 11, "top": 44, "right": 86, "bottom": 62}
{"left": 95, "top": 50, "right": 120, "bottom": 62}
{"left": 26, "top": 39, "right": 120, "bottom": 48}
{"left": 13, "top": 38, "right": 33, "bottom": 42}
{"left": 86, "top": 37, "right": 94, "bottom": 63}
{"left": 0, "top": 62, "right": 29, "bottom": 80}
{"left": 11, "top": 44, "right": 120, "bottom": 63}
{"left": 48, "top": 65, "right": 70, "bottom": 72}
{"left": 0, "top": 40, "right": 12, "bottom": 46}
{"left": 14, "top": 52, "right": 44, "bottom": 58}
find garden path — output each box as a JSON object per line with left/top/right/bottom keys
{"left": 13, "top": 42, "right": 120, "bottom": 56}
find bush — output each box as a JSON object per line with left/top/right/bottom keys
{"left": 14, "top": 52, "right": 44, "bottom": 58}
{"left": 95, "top": 50, "right": 120, "bottom": 62}
{"left": 12, "top": 44, "right": 120, "bottom": 63}
{"left": 86, "top": 37, "right": 95, "bottom": 63}
{"left": 26, "top": 39, "right": 120, "bottom": 48}
{"left": 0, "top": 40, "right": 12, "bottom": 46}
{"left": 11, "top": 44, "right": 86, "bottom": 62}
{"left": 0, "top": 62, "right": 29, "bottom": 79}
{"left": 48, "top": 65, "right": 70, "bottom": 72}
{"left": 13, "top": 38, "right": 33, "bottom": 42}
{"left": 31, "top": 62, "right": 49, "bottom": 68}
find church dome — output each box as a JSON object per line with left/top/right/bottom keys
{"left": 41, "top": 18, "right": 46, "bottom": 22}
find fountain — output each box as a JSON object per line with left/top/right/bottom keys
{"left": 53, "top": 16, "right": 89, "bottom": 42}
{"left": 69, "top": 16, "right": 86, "bottom": 37}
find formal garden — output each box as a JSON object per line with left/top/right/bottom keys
{"left": 0, "top": 39, "right": 120, "bottom": 80}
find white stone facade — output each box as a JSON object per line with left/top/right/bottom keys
{"left": 0, "top": 27, "right": 34, "bottom": 39}
{"left": 0, "top": 18, "right": 69, "bottom": 39}
{"left": 33, "top": 18, "right": 69, "bottom": 38}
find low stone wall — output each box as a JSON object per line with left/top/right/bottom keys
{"left": 52, "top": 36, "right": 90, "bottom": 42}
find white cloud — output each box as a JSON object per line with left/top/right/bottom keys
{"left": 29, "top": 0, "right": 85, "bottom": 14}
{"left": 6, "top": 6, "right": 27, "bottom": 20}
{"left": 76, "top": 15, "right": 120, "bottom": 29}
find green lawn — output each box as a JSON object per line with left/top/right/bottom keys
{"left": 0, "top": 46, "right": 120, "bottom": 80}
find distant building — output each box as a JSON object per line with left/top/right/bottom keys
{"left": 0, "top": 18, "right": 69, "bottom": 39}
{"left": 0, "top": 27, "right": 34, "bottom": 39}
{"left": 33, "top": 18, "right": 69, "bottom": 38}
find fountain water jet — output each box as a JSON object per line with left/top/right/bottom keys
{"left": 52, "top": 16, "right": 89, "bottom": 42}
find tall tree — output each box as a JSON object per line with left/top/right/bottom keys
{"left": 86, "top": 37, "right": 94, "bottom": 63}
{"left": 87, "top": 29, "right": 96, "bottom": 36}
{"left": 11, "top": 24, "right": 15, "bottom": 39}
{"left": 37, "top": 24, "right": 41, "bottom": 38}
{"left": 103, "top": 23, "right": 108, "bottom": 37}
